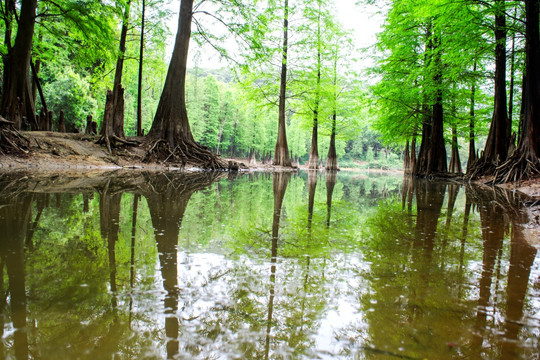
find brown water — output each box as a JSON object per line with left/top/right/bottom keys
{"left": 0, "top": 171, "right": 538, "bottom": 359}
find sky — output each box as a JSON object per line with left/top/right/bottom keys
{"left": 165, "top": 0, "right": 386, "bottom": 70}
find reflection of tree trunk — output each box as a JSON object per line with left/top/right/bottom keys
{"left": 266, "top": 172, "right": 291, "bottom": 360}
{"left": 26, "top": 194, "right": 46, "bottom": 251}
{"left": 307, "top": 171, "right": 318, "bottom": 232}
{"left": 145, "top": 173, "right": 220, "bottom": 358}
{"left": 0, "top": 194, "right": 33, "bottom": 360}
{"left": 471, "top": 201, "right": 507, "bottom": 352}
{"left": 459, "top": 194, "right": 472, "bottom": 295}
{"left": 501, "top": 224, "right": 537, "bottom": 359}
{"left": 99, "top": 187, "right": 122, "bottom": 309}
{"left": 413, "top": 180, "right": 446, "bottom": 255}
{"left": 129, "top": 194, "right": 140, "bottom": 327}
{"left": 325, "top": 171, "right": 337, "bottom": 228}
{"left": 445, "top": 184, "right": 459, "bottom": 228}
{"left": 411, "top": 179, "right": 445, "bottom": 318}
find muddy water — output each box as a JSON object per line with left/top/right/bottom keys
{"left": 0, "top": 171, "right": 538, "bottom": 359}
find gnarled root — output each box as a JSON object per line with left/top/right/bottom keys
{"left": 0, "top": 117, "right": 30, "bottom": 155}
{"left": 490, "top": 152, "right": 540, "bottom": 184}
{"left": 144, "top": 138, "right": 235, "bottom": 170}
{"left": 96, "top": 135, "right": 140, "bottom": 154}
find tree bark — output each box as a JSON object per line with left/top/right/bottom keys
{"left": 493, "top": 0, "right": 540, "bottom": 182}
{"left": 112, "top": 0, "right": 132, "bottom": 138}
{"left": 426, "top": 33, "right": 447, "bottom": 175}
{"left": 273, "top": 0, "right": 292, "bottom": 167}
{"left": 146, "top": 0, "right": 225, "bottom": 169}
{"left": 0, "top": 0, "right": 38, "bottom": 129}
{"left": 479, "top": 0, "right": 510, "bottom": 168}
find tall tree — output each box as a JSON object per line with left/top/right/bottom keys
{"left": 145, "top": 0, "right": 226, "bottom": 169}
{"left": 137, "top": 0, "right": 146, "bottom": 137}
{"left": 494, "top": 0, "right": 540, "bottom": 182}
{"left": 307, "top": 0, "right": 323, "bottom": 170}
{"left": 273, "top": 0, "right": 292, "bottom": 167}
{"left": 470, "top": 0, "right": 511, "bottom": 177}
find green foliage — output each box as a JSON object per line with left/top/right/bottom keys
{"left": 43, "top": 67, "right": 97, "bottom": 130}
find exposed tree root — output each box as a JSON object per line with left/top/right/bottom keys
{"left": 95, "top": 135, "right": 140, "bottom": 154}
{"left": 466, "top": 157, "right": 498, "bottom": 181}
{"left": 143, "top": 138, "right": 237, "bottom": 170}
{"left": 0, "top": 117, "right": 30, "bottom": 155}
{"left": 490, "top": 152, "right": 540, "bottom": 184}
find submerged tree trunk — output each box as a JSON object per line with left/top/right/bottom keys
{"left": 145, "top": 0, "right": 226, "bottom": 169}
{"left": 273, "top": 0, "right": 292, "bottom": 167}
{"left": 0, "top": 0, "right": 38, "bottom": 130}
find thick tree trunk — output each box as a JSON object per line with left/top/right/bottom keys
{"left": 137, "top": 0, "right": 146, "bottom": 137}
{"left": 426, "top": 34, "right": 447, "bottom": 175}
{"left": 326, "top": 113, "right": 339, "bottom": 171}
{"left": 273, "top": 0, "right": 292, "bottom": 167}
{"left": 493, "top": 0, "right": 540, "bottom": 182}
{"left": 474, "top": 0, "right": 510, "bottom": 176}
{"left": 112, "top": 0, "right": 131, "bottom": 138}
{"left": 146, "top": 0, "right": 226, "bottom": 169}
{"left": 0, "top": 0, "right": 38, "bottom": 129}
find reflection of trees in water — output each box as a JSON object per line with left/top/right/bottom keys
{"left": 325, "top": 171, "right": 337, "bottom": 228}
{"left": 339, "top": 180, "right": 539, "bottom": 360}
{"left": 144, "top": 172, "right": 223, "bottom": 358}
{"left": 0, "top": 193, "right": 33, "bottom": 360}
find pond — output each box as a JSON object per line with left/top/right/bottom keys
{"left": 0, "top": 171, "right": 538, "bottom": 359}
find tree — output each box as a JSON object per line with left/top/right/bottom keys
{"left": 1, "top": 0, "right": 38, "bottom": 129}
{"left": 273, "top": 0, "right": 292, "bottom": 167}
{"left": 145, "top": 0, "right": 228, "bottom": 169}
{"left": 470, "top": 0, "right": 511, "bottom": 178}
{"left": 493, "top": 0, "right": 540, "bottom": 182}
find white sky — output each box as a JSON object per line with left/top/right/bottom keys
{"left": 165, "top": 0, "right": 385, "bottom": 70}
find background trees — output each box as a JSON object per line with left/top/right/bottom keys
{"left": 0, "top": 0, "right": 537, "bottom": 180}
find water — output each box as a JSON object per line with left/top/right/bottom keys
{"left": 0, "top": 171, "right": 538, "bottom": 359}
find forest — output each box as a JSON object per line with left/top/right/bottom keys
{"left": 0, "top": 0, "right": 538, "bottom": 181}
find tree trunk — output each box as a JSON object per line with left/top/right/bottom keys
{"left": 112, "top": 0, "right": 131, "bottom": 138}
{"left": 58, "top": 110, "right": 65, "bottom": 133}
{"left": 426, "top": 34, "right": 447, "bottom": 175}
{"left": 476, "top": 0, "right": 510, "bottom": 174}
{"left": 146, "top": 0, "right": 225, "bottom": 169}
{"left": 326, "top": 46, "right": 339, "bottom": 171}
{"left": 404, "top": 139, "right": 411, "bottom": 174}
{"left": 467, "top": 60, "right": 477, "bottom": 172}
{"left": 493, "top": 0, "right": 540, "bottom": 182}
{"left": 0, "top": 0, "right": 38, "bottom": 129}
{"left": 308, "top": 1, "right": 322, "bottom": 170}
{"left": 137, "top": 0, "right": 146, "bottom": 137}
{"left": 273, "top": 0, "right": 292, "bottom": 167}
{"left": 449, "top": 125, "right": 462, "bottom": 173}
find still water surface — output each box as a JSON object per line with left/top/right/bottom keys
{"left": 0, "top": 171, "right": 539, "bottom": 359}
